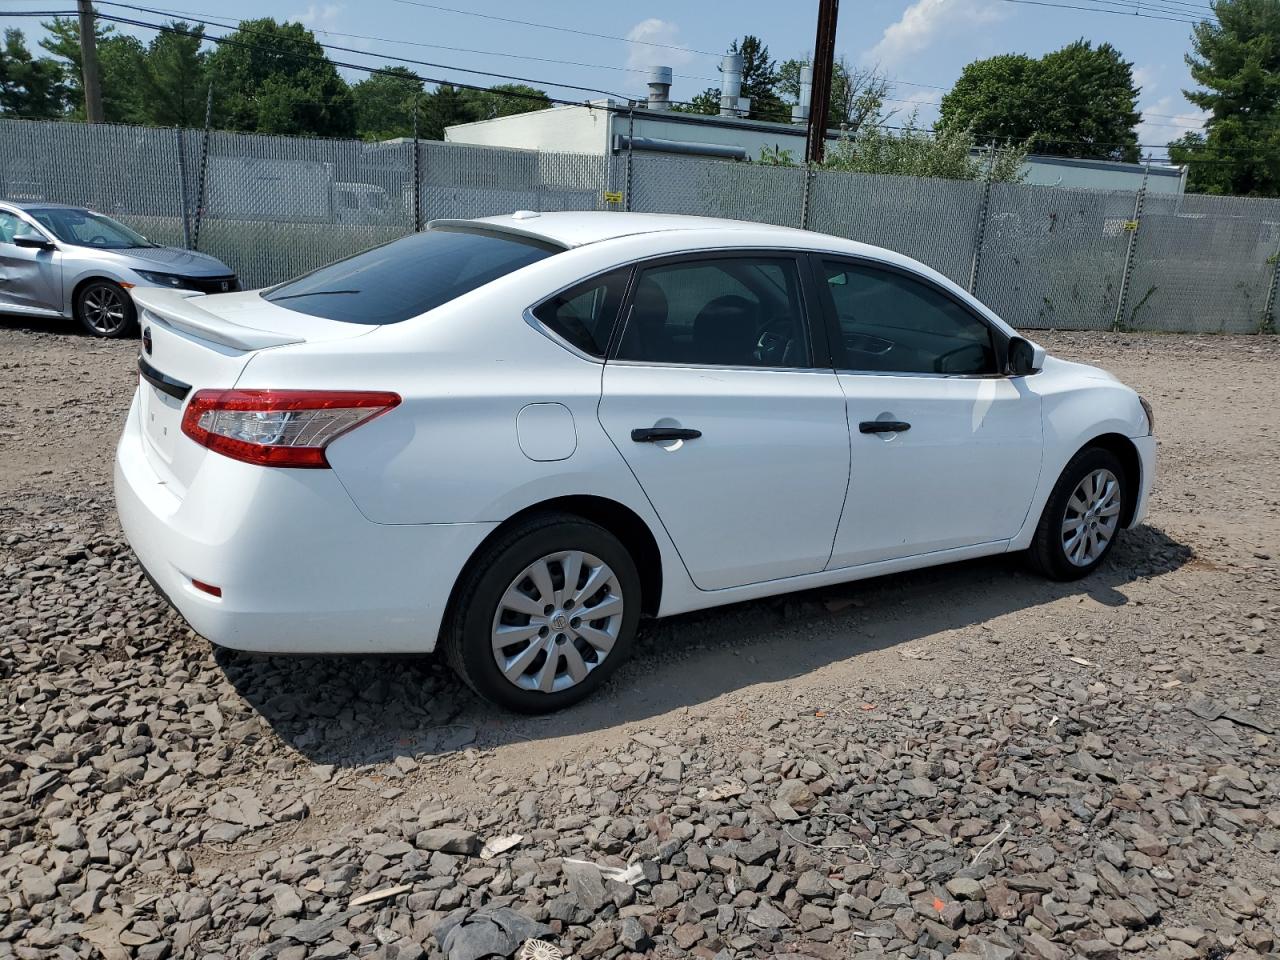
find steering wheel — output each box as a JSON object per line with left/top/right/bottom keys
{"left": 88, "top": 235, "right": 109, "bottom": 246}
{"left": 754, "top": 321, "right": 794, "bottom": 366}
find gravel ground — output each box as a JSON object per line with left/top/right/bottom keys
{"left": 1, "top": 319, "right": 1278, "bottom": 960}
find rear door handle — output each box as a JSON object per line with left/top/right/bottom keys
{"left": 859, "top": 420, "right": 911, "bottom": 434}
{"left": 631, "top": 427, "right": 702, "bottom": 443}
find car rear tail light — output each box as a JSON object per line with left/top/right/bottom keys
{"left": 181, "top": 389, "right": 400, "bottom": 468}
{"left": 191, "top": 579, "right": 222, "bottom": 597}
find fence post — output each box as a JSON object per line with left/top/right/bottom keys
{"left": 412, "top": 93, "right": 422, "bottom": 233}
{"left": 174, "top": 125, "right": 191, "bottom": 250}
{"left": 624, "top": 108, "right": 634, "bottom": 212}
{"left": 191, "top": 83, "right": 213, "bottom": 251}
{"left": 800, "top": 166, "right": 814, "bottom": 231}
{"left": 1112, "top": 158, "right": 1151, "bottom": 332}
{"left": 967, "top": 143, "right": 996, "bottom": 294}
{"left": 1261, "top": 237, "right": 1280, "bottom": 334}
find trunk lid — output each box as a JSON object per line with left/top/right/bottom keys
{"left": 132, "top": 288, "right": 374, "bottom": 494}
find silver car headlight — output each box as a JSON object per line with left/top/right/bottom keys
{"left": 135, "top": 269, "right": 190, "bottom": 289}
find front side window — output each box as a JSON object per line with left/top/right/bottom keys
{"left": 0, "top": 211, "right": 25, "bottom": 244}
{"left": 28, "top": 208, "right": 151, "bottom": 249}
{"left": 264, "top": 227, "right": 559, "bottom": 325}
{"left": 615, "top": 257, "right": 810, "bottom": 368}
{"left": 823, "top": 260, "right": 997, "bottom": 375}
{"left": 532, "top": 268, "right": 630, "bottom": 358}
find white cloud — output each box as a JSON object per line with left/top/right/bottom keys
{"left": 1136, "top": 95, "right": 1208, "bottom": 152}
{"left": 624, "top": 19, "right": 695, "bottom": 71}
{"left": 292, "top": 3, "right": 344, "bottom": 31}
{"left": 862, "top": 0, "right": 1005, "bottom": 70}
{"left": 1132, "top": 64, "right": 1159, "bottom": 99}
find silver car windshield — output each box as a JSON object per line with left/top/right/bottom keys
{"left": 28, "top": 208, "right": 154, "bottom": 249}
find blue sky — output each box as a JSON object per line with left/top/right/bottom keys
{"left": 0, "top": 0, "right": 1209, "bottom": 156}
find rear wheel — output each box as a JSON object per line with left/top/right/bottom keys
{"left": 75, "top": 280, "right": 136, "bottom": 338}
{"left": 1027, "top": 446, "right": 1126, "bottom": 580}
{"left": 443, "top": 513, "right": 641, "bottom": 713}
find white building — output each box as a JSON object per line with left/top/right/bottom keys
{"left": 445, "top": 63, "right": 1186, "bottom": 195}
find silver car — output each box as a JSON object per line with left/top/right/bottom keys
{"left": 0, "top": 201, "right": 238, "bottom": 338}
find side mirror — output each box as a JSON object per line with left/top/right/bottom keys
{"left": 13, "top": 231, "right": 54, "bottom": 251}
{"left": 1006, "top": 336, "right": 1044, "bottom": 376}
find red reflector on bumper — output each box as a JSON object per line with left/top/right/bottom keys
{"left": 191, "top": 579, "right": 222, "bottom": 597}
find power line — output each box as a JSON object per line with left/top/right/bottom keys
{"left": 993, "top": 0, "right": 1205, "bottom": 22}
{"left": 385, "top": 0, "right": 723, "bottom": 58}
{"left": 91, "top": 0, "right": 726, "bottom": 84}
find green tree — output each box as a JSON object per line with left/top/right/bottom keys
{"left": 778, "top": 56, "right": 888, "bottom": 132}
{"left": 352, "top": 66, "right": 423, "bottom": 140}
{"left": 939, "top": 40, "right": 1141, "bottom": 162}
{"left": 680, "top": 35, "right": 787, "bottom": 121}
{"left": 0, "top": 28, "right": 66, "bottom": 118}
{"left": 40, "top": 17, "right": 146, "bottom": 122}
{"left": 138, "top": 22, "right": 208, "bottom": 127}
{"left": 462, "top": 83, "right": 551, "bottom": 121}
{"left": 206, "top": 18, "right": 355, "bottom": 137}
{"left": 419, "top": 83, "right": 475, "bottom": 140}
{"left": 823, "top": 115, "right": 1028, "bottom": 181}
{"left": 1168, "top": 0, "right": 1280, "bottom": 196}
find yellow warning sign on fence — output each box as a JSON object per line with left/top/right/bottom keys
{"left": 603, "top": 191, "right": 624, "bottom": 204}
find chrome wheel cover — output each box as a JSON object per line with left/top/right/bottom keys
{"left": 82, "top": 285, "right": 128, "bottom": 335}
{"left": 1061, "top": 467, "right": 1121, "bottom": 567}
{"left": 491, "top": 550, "right": 624, "bottom": 693}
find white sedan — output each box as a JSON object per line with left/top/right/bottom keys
{"left": 116, "top": 212, "right": 1155, "bottom": 712}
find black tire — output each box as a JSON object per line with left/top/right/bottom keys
{"left": 75, "top": 279, "right": 137, "bottom": 338}
{"left": 1027, "top": 446, "right": 1127, "bottom": 580}
{"left": 442, "top": 512, "right": 642, "bottom": 713}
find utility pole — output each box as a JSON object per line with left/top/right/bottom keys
{"left": 77, "top": 0, "right": 104, "bottom": 123}
{"left": 805, "top": 0, "right": 839, "bottom": 165}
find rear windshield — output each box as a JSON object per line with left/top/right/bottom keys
{"left": 263, "top": 227, "right": 560, "bottom": 324}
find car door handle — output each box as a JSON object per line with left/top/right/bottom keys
{"left": 631, "top": 427, "right": 702, "bottom": 443}
{"left": 859, "top": 420, "right": 911, "bottom": 434}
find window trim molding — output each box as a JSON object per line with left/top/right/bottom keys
{"left": 810, "top": 253, "right": 1012, "bottom": 379}
{"left": 605, "top": 248, "right": 824, "bottom": 371}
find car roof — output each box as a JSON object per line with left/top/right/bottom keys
{"left": 432, "top": 211, "right": 818, "bottom": 250}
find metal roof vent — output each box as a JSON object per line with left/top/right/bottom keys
{"left": 719, "top": 53, "right": 745, "bottom": 117}
{"left": 791, "top": 62, "right": 812, "bottom": 125}
{"left": 647, "top": 66, "right": 672, "bottom": 112}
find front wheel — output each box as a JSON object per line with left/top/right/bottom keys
{"left": 75, "top": 280, "right": 137, "bottom": 338}
{"left": 442, "top": 513, "right": 641, "bottom": 713}
{"left": 1027, "top": 447, "right": 1126, "bottom": 580}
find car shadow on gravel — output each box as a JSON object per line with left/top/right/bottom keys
{"left": 216, "top": 523, "right": 1191, "bottom": 767}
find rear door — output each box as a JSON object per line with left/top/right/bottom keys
{"left": 815, "top": 257, "right": 1043, "bottom": 568}
{"left": 597, "top": 252, "right": 850, "bottom": 591}
{"left": 0, "top": 210, "right": 61, "bottom": 314}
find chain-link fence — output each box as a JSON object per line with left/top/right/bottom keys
{"left": 1, "top": 117, "right": 1277, "bottom": 332}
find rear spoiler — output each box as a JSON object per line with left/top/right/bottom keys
{"left": 131, "top": 288, "right": 304, "bottom": 351}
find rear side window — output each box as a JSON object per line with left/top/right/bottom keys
{"left": 615, "top": 257, "right": 810, "bottom": 368}
{"left": 264, "top": 228, "right": 559, "bottom": 324}
{"left": 531, "top": 268, "right": 630, "bottom": 358}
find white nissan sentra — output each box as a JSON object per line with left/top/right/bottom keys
{"left": 116, "top": 212, "right": 1155, "bottom": 712}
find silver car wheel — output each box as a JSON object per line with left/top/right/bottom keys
{"left": 81, "top": 285, "right": 129, "bottom": 335}
{"left": 490, "top": 550, "right": 625, "bottom": 694}
{"left": 1061, "top": 467, "right": 1122, "bottom": 567}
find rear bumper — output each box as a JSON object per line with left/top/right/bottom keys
{"left": 1127, "top": 433, "right": 1157, "bottom": 528}
{"left": 114, "top": 392, "right": 497, "bottom": 654}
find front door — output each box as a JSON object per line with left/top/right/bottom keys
{"left": 815, "top": 257, "right": 1044, "bottom": 568}
{"left": 598, "top": 253, "right": 850, "bottom": 591}
{"left": 0, "top": 211, "right": 61, "bottom": 314}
